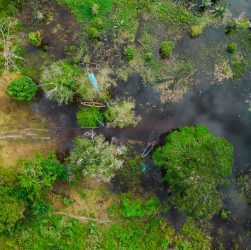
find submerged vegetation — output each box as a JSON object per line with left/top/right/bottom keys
{"left": 0, "top": 0, "right": 250, "bottom": 249}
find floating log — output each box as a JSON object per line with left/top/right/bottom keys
{"left": 80, "top": 101, "right": 106, "bottom": 108}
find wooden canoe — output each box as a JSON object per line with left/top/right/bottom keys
{"left": 80, "top": 101, "right": 106, "bottom": 108}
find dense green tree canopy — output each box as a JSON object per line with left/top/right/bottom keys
{"left": 18, "top": 153, "right": 65, "bottom": 201}
{"left": 7, "top": 76, "right": 37, "bottom": 101}
{"left": 0, "top": 169, "right": 24, "bottom": 232}
{"left": 153, "top": 125, "right": 233, "bottom": 220}
{"left": 40, "top": 60, "right": 81, "bottom": 105}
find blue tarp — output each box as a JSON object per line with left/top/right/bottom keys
{"left": 141, "top": 164, "right": 147, "bottom": 173}
{"left": 88, "top": 73, "right": 99, "bottom": 92}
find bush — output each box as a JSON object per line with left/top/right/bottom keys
{"left": 145, "top": 52, "right": 154, "bottom": 62}
{"left": 87, "top": 26, "right": 100, "bottom": 41}
{"left": 227, "top": 43, "right": 237, "bottom": 53}
{"left": 66, "top": 135, "right": 125, "bottom": 182}
{"left": 28, "top": 31, "right": 42, "bottom": 47}
{"left": 0, "top": 168, "right": 24, "bottom": 232}
{"left": 18, "top": 153, "right": 65, "bottom": 201}
{"left": 190, "top": 25, "right": 203, "bottom": 38}
{"left": 152, "top": 125, "right": 233, "bottom": 220}
{"left": 7, "top": 76, "right": 37, "bottom": 101}
{"left": 104, "top": 100, "right": 141, "bottom": 128}
{"left": 124, "top": 47, "right": 135, "bottom": 61}
{"left": 160, "top": 41, "right": 174, "bottom": 58}
{"left": 40, "top": 60, "right": 81, "bottom": 105}
{"left": 76, "top": 107, "right": 103, "bottom": 128}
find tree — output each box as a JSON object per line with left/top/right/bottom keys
{"left": 40, "top": 60, "right": 81, "bottom": 105}
{"left": 104, "top": 100, "right": 141, "bottom": 128}
{"left": 152, "top": 125, "right": 233, "bottom": 220}
{"left": 67, "top": 135, "right": 125, "bottom": 182}
{"left": 18, "top": 153, "right": 65, "bottom": 201}
{"left": 7, "top": 75, "right": 37, "bottom": 101}
{"left": 0, "top": 168, "right": 24, "bottom": 232}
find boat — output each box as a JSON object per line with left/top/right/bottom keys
{"left": 80, "top": 101, "right": 106, "bottom": 108}
{"left": 141, "top": 141, "right": 156, "bottom": 158}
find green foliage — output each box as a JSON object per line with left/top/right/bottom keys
{"left": 190, "top": 25, "right": 204, "bottom": 38}
{"left": 231, "top": 55, "right": 247, "bottom": 79}
{"left": 100, "top": 218, "right": 174, "bottom": 249}
{"left": 145, "top": 52, "right": 154, "bottom": 62}
{"left": 40, "top": 60, "right": 81, "bottom": 105}
{"left": 124, "top": 47, "right": 135, "bottom": 61}
{"left": 14, "top": 215, "right": 85, "bottom": 250}
{"left": 7, "top": 76, "right": 37, "bottom": 101}
{"left": 18, "top": 153, "right": 65, "bottom": 201}
{"left": 160, "top": 41, "right": 174, "bottom": 59}
{"left": 76, "top": 107, "right": 103, "bottom": 128}
{"left": 104, "top": 100, "right": 141, "bottom": 128}
{"left": 227, "top": 43, "right": 237, "bottom": 53}
{"left": 66, "top": 135, "right": 125, "bottom": 182}
{"left": 180, "top": 218, "right": 210, "bottom": 250}
{"left": 0, "top": 168, "right": 24, "bottom": 233}
{"left": 119, "top": 194, "right": 159, "bottom": 219}
{"left": 87, "top": 26, "right": 100, "bottom": 41}
{"left": 219, "top": 209, "right": 229, "bottom": 219}
{"left": 153, "top": 125, "right": 233, "bottom": 220}
{"left": 28, "top": 31, "right": 42, "bottom": 47}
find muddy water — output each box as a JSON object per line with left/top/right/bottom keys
{"left": 28, "top": 0, "right": 251, "bottom": 247}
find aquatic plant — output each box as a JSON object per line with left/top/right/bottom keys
{"left": 87, "top": 26, "right": 100, "bottom": 41}
{"left": 66, "top": 135, "right": 125, "bottom": 182}
{"left": 76, "top": 107, "right": 103, "bottom": 128}
{"left": 160, "top": 41, "right": 174, "bottom": 59}
{"left": 153, "top": 125, "right": 233, "bottom": 220}
{"left": 190, "top": 25, "right": 204, "bottom": 38}
{"left": 40, "top": 60, "right": 81, "bottom": 105}
{"left": 0, "top": 168, "right": 24, "bottom": 233}
{"left": 145, "top": 52, "right": 154, "bottom": 62}
{"left": 28, "top": 31, "right": 42, "bottom": 47}
{"left": 227, "top": 43, "right": 237, "bottom": 53}
{"left": 104, "top": 100, "right": 141, "bottom": 128}
{"left": 124, "top": 46, "right": 135, "bottom": 61}
{"left": 7, "top": 75, "right": 37, "bottom": 101}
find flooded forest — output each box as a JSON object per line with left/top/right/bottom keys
{"left": 0, "top": 0, "right": 251, "bottom": 249}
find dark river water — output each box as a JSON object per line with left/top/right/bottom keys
{"left": 30, "top": 0, "right": 251, "bottom": 248}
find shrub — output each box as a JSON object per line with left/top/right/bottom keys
{"left": 227, "top": 43, "right": 237, "bottom": 53}
{"left": 119, "top": 194, "right": 160, "bottom": 219}
{"left": 76, "top": 107, "right": 103, "bottom": 128}
{"left": 40, "top": 60, "right": 81, "bottom": 105}
{"left": 66, "top": 135, "right": 125, "bottom": 182}
{"left": 7, "top": 76, "right": 37, "bottom": 101}
{"left": 87, "top": 26, "right": 100, "bottom": 41}
{"left": 145, "top": 52, "right": 154, "bottom": 62}
{"left": 104, "top": 100, "right": 141, "bottom": 128}
{"left": 18, "top": 153, "right": 65, "bottom": 201}
{"left": 190, "top": 25, "right": 203, "bottom": 38}
{"left": 0, "top": 168, "right": 24, "bottom": 232}
{"left": 28, "top": 31, "right": 42, "bottom": 47}
{"left": 124, "top": 47, "right": 135, "bottom": 61}
{"left": 92, "top": 3, "right": 100, "bottom": 15}
{"left": 160, "top": 41, "right": 174, "bottom": 58}
{"left": 152, "top": 125, "right": 233, "bottom": 220}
